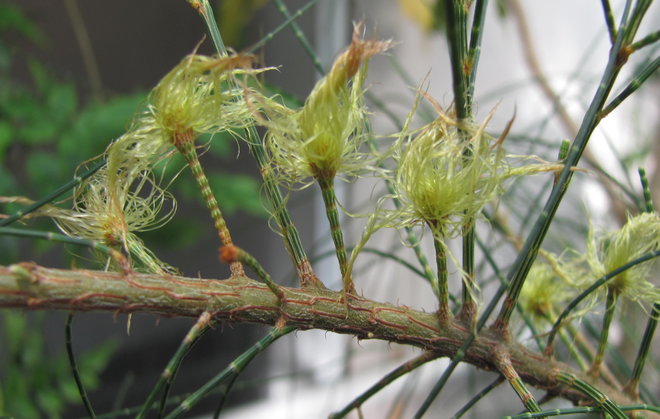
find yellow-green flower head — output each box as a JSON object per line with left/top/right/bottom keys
{"left": 150, "top": 53, "right": 269, "bottom": 144}
{"left": 55, "top": 152, "right": 177, "bottom": 273}
{"left": 393, "top": 110, "right": 507, "bottom": 238}
{"left": 520, "top": 261, "right": 575, "bottom": 326}
{"left": 266, "top": 25, "right": 392, "bottom": 185}
{"left": 587, "top": 212, "right": 660, "bottom": 305}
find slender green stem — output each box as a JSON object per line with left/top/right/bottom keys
{"left": 629, "top": 30, "right": 660, "bottom": 52}
{"left": 190, "top": 0, "right": 320, "bottom": 287}
{"left": 174, "top": 133, "right": 232, "bottom": 247}
{"left": 452, "top": 376, "right": 504, "bottom": 418}
{"left": 317, "top": 176, "right": 351, "bottom": 292}
{"left": 477, "top": 237, "right": 542, "bottom": 350}
{"left": 136, "top": 312, "right": 212, "bottom": 419}
{"left": 493, "top": 0, "right": 634, "bottom": 334}
{"left": 443, "top": 0, "right": 471, "bottom": 119}
{"left": 219, "top": 245, "right": 285, "bottom": 302}
{"left": 600, "top": 0, "right": 617, "bottom": 44}
{"left": 246, "top": 0, "right": 321, "bottom": 55}
{"left": 638, "top": 167, "right": 654, "bottom": 212}
{"left": 622, "top": 0, "right": 652, "bottom": 46}
{"left": 173, "top": 131, "right": 244, "bottom": 277}
{"left": 444, "top": 0, "right": 481, "bottom": 325}
{"left": 467, "top": 0, "right": 490, "bottom": 94}
{"left": 66, "top": 313, "right": 96, "bottom": 418}
{"left": 0, "top": 159, "right": 104, "bottom": 227}
{"left": 269, "top": 1, "right": 437, "bottom": 291}
{"left": 0, "top": 226, "right": 129, "bottom": 271}
{"left": 212, "top": 373, "right": 239, "bottom": 418}
{"left": 164, "top": 326, "right": 295, "bottom": 418}
{"left": 624, "top": 175, "right": 657, "bottom": 399}
{"left": 557, "top": 372, "right": 626, "bottom": 419}
{"left": 624, "top": 302, "right": 659, "bottom": 400}
{"left": 329, "top": 351, "right": 438, "bottom": 419}
{"left": 589, "top": 288, "right": 617, "bottom": 378}
{"left": 557, "top": 327, "right": 588, "bottom": 372}
{"left": 493, "top": 348, "right": 543, "bottom": 416}
{"left": 600, "top": 55, "right": 660, "bottom": 119}
{"left": 460, "top": 225, "right": 477, "bottom": 324}
{"left": 505, "top": 403, "right": 660, "bottom": 418}
{"left": 545, "top": 249, "right": 660, "bottom": 352}
{"left": 414, "top": 273, "right": 513, "bottom": 417}
{"left": 272, "top": 0, "right": 324, "bottom": 75}
{"left": 433, "top": 235, "right": 450, "bottom": 322}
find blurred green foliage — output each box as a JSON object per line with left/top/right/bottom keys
{"left": 0, "top": 312, "right": 117, "bottom": 418}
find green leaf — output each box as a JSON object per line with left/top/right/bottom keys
{"left": 0, "top": 3, "right": 43, "bottom": 43}
{"left": 26, "top": 151, "right": 64, "bottom": 194}
{"left": 57, "top": 92, "right": 146, "bottom": 164}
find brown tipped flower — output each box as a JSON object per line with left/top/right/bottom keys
{"left": 265, "top": 24, "right": 393, "bottom": 186}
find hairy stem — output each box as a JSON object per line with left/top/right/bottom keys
{"left": 0, "top": 262, "right": 639, "bottom": 409}
{"left": 173, "top": 130, "right": 244, "bottom": 277}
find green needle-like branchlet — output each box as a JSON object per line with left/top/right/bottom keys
{"left": 66, "top": 314, "right": 96, "bottom": 418}
{"left": 589, "top": 288, "right": 617, "bottom": 379}
{"left": 173, "top": 130, "right": 243, "bottom": 277}
{"left": 493, "top": 348, "right": 543, "bottom": 416}
{"left": 0, "top": 227, "right": 130, "bottom": 272}
{"left": 137, "top": 312, "right": 212, "bottom": 419}
{"left": 433, "top": 234, "right": 450, "bottom": 322}
{"left": 164, "top": 326, "right": 295, "bottom": 418}
{"left": 493, "top": 0, "right": 635, "bottom": 335}
{"left": 0, "top": 159, "right": 104, "bottom": 227}
{"left": 557, "top": 372, "right": 626, "bottom": 419}
{"left": 219, "top": 244, "right": 285, "bottom": 302}
{"left": 189, "top": 0, "right": 322, "bottom": 288}
{"left": 317, "top": 176, "right": 351, "bottom": 293}
{"left": 329, "top": 351, "right": 438, "bottom": 419}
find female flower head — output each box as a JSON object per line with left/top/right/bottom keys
{"left": 587, "top": 212, "right": 660, "bottom": 306}
{"left": 393, "top": 106, "right": 507, "bottom": 239}
{"left": 150, "top": 53, "right": 265, "bottom": 144}
{"left": 266, "top": 24, "right": 392, "bottom": 186}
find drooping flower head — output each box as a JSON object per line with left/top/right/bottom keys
{"left": 266, "top": 24, "right": 393, "bottom": 186}
{"left": 587, "top": 212, "right": 660, "bottom": 306}
{"left": 55, "top": 130, "right": 177, "bottom": 273}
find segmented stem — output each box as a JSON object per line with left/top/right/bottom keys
{"left": 189, "top": 0, "right": 321, "bottom": 287}
{"left": 557, "top": 372, "right": 627, "bottom": 419}
{"left": 433, "top": 234, "right": 450, "bottom": 323}
{"left": 164, "top": 326, "right": 295, "bottom": 418}
{"left": 638, "top": 167, "right": 654, "bottom": 212}
{"left": 219, "top": 244, "right": 285, "bottom": 302}
{"left": 625, "top": 302, "right": 659, "bottom": 400}
{"left": 317, "top": 176, "right": 351, "bottom": 293}
{"left": 329, "top": 351, "right": 438, "bottom": 419}
{"left": 589, "top": 288, "right": 617, "bottom": 379}
{"left": 452, "top": 376, "right": 505, "bottom": 418}
{"left": 137, "top": 312, "right": 212, "bottom": 419}
{"left": 173, "top": 130, "right": 244, "bottom": 277}
{"left": 600, "top": 56, "right": 660, "bottom": 119}
{"left": 493, "top": 348, "right": 543, "bottom": 416}
{"left": 66, "top": 314, "right": 96, "bottom": 418}
{"left": 600, "top": 0, "right": 617, "bottom": 44}
{"left": 624, "top": 172, "right": 657, "bottom": 399}
{"left": 505, "top": 404, "right": 659, "bottom": 418}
